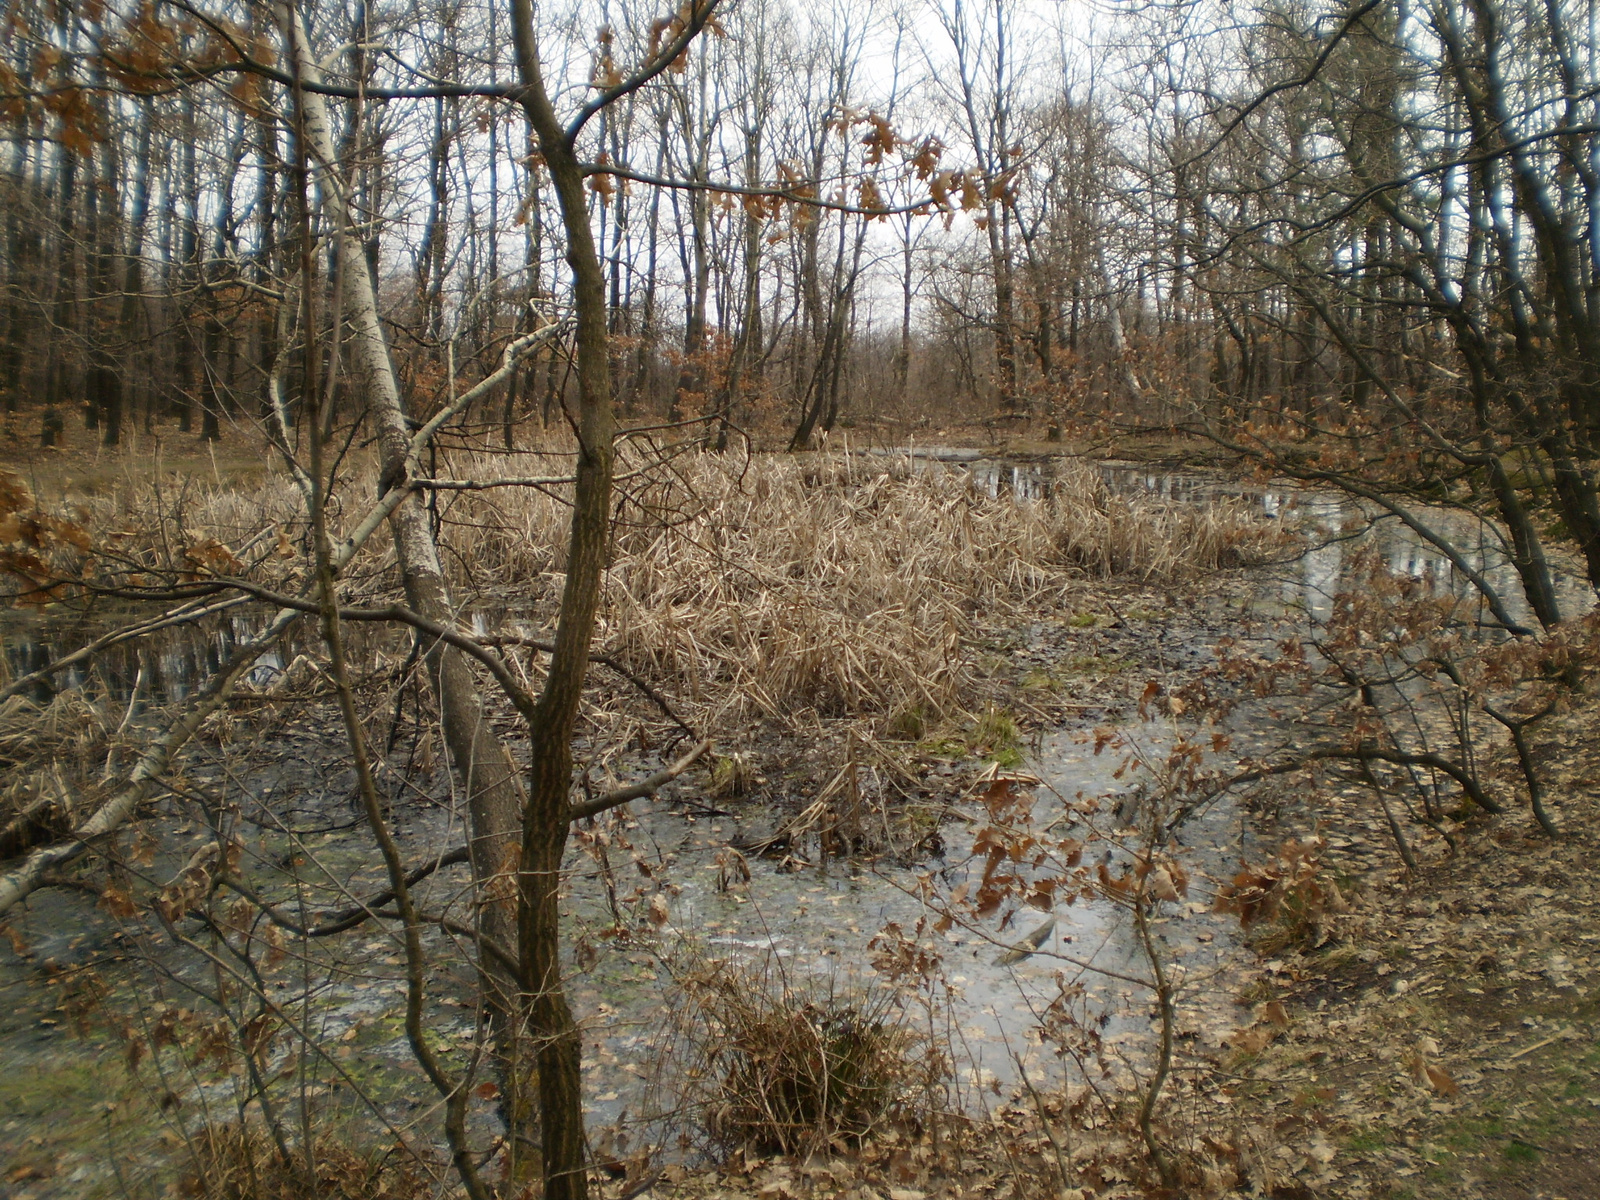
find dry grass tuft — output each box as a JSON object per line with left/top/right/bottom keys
{"left": 661, "top": 955, "right": 946, "bottom": 1155}
{"left": 175, "top": 1123, "right": 431, "bottom": 1200}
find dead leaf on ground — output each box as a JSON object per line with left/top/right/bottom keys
{"left": 1407, "top": 1042, "right": 1460, "bottom": 1096}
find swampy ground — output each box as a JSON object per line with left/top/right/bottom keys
{"left": 642, "top": 631, "right": 1600, "bottom": 1200}
{"left": 1, "top": 436, "right": 1597, "bottom": 1200}
{"left": 544, "top": 625, "right": 1600, "bottom": 1200}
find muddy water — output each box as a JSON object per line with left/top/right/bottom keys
{"left": 1, "top": 656, "right": 1246, "bottom": 1152}
{"left": 0, "top": 718, "right": 1241, "bottom": 1150}
{"left": 565, "top": 721, "right": 1253, "bottom": 1132}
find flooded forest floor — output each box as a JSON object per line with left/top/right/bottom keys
{"left": 0, "top": 442, "right": 1597, "bottom": 1200}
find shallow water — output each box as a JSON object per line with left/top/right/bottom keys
{"left": 957, "top": 452, "right": 1594, "bottom": 628}
{"left": 561, "top": 715, "right": 1254, "bottom": 1134}
{"left": 4, "top": 606, "right": 294, "bottom": 704}
{"left": 7, "top": 448, "right": 1570, "bottom": 1164}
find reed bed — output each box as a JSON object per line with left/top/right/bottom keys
{"left": 431, "top": 451, "right": 1272, "bottom": 724}
{"left": 17, "top": 447, "right": 1270, "bottom": 729}
{"left": 76, "top": 467, "right": 307, "bottom": 553}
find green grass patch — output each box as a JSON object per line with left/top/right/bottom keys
{"left": 919, "top": 706, "right": 1027, "bottom": 768}
{"left": 0, "top": 1041, "right": 155, "bottom": 1198}
{"left": 1345, "top": 1127, "right": 1393, "bottom": 1152}
{"left": 918, "top": 736, "right": 968, "bottom": 760}
{"left": 1058, "top": 653, "right": 1131, "bottom": 675}
{"left": 971, "top": 705, "right": 1023, "bottom": 768}
{"left": 886, "top": 702, "right": 930, "bottom": 740}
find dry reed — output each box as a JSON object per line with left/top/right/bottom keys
{"left": 40, "top": 448, "right": 1272, "bottom": 729}
{"left": 175, "top": 1123, "right": 431, "bottom": 1200}
{"left": 655, "top": 954, "right": 945, "bottom": 1155}
{"left": 75, "top": 467, "right": 307, "bottom": 556}
{"left": 432, "top": 450, "right": 1271, "bottom": 724}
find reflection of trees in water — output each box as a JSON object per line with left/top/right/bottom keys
{"left": 6, "top": 614, "right": 305, "bottom": 704}
{"left": 1281, "top": 503, "right": 1592, "bottom": 631}
{"left": 1096, "top": 463, "right": 1591, "bottom": 629}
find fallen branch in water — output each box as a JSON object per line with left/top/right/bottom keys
{"left": 570, "top": 738, "right": 713, "bottom": 820}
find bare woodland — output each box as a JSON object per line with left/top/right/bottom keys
{"left": 2, "top": 0, "right": 1600, "bottom": 1197}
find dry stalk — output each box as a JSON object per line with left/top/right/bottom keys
{"left": 428, "top": 451, "right": 1272, "bottom": 728}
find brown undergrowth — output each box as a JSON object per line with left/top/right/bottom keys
{"left": 0, "top": 448, "right": 1280, "bottom": 839}
{"left": 176, "top": 1123, "right": 436, "bottom": 1200}
{"left": 1197, "top": 701, "right": 1600, "bottom": 1200}
{"left": 656, "top": 954, "right": 948, "bottom": 1157}
{"left": 424, "top": 449, "right": 1275, "bottom": 725}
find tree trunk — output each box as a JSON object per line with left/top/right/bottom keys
{"left": 509, "top": 2, "right": 622, "bottom": 1195}
{"left": 280, "top": 4, "right": 536, "bottom": 1176}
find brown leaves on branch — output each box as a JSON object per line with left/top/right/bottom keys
{"left": 6, "top": 4, "right": 276, "bottom": 151}
{"left": 647, "top": 0, "right": 726, "bottom": 75}
{"left": 180, "top": 536, "right": 245, "bottom": 581}
{"left": 721, "top": 113, "right": 1004, "bottom": 236}
{"left": 857, "top": 175, "right": 885, "bottom": 214}
{"left": 857, "top": 110, "right": 897, "bottom": 164}
{"left": 1094, "top": 852, "right": 1188, "bottom": 905}
{"left": 98, "top": 1, "right": 181, "bottom": 95}
{"left": 154, "top": 838, "right": 241, "bottom": 923}
{"left": 1214, "top": 836, "right": 1346, "bottom": 932}
{"left": 592, "top": 24, "right": 622, "bottom": 88}
{"left": 0, "top": 472, "right": 92, "bottom": 606}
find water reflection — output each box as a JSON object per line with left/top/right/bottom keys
{"left": 3, "top": 603, "right": 549, "bottom": 707}
{"left": 5, "top": 610, "right": 291, "bottom": 705}
{"left": 960, "top": 455, "right": 1595, "bottom": 629}
{"left": 969, "top": 459, "right": 1055, "bottom": 502}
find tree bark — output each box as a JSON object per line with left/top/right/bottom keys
{"left": 279, "top": 4, "right": 537, "bottom": 1174}
{"left": 507, "top": 1, "right": 626, "bottom": 1194}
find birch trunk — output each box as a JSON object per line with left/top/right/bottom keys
{"left": 279, "top": 5, "right": 538, "bottom": 1171}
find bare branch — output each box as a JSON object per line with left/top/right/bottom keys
{"left": 569, "top": 738, "right": 713, "bottom": 821}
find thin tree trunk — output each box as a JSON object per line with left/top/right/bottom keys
{"left": 509, "top": 1, "right": 624, "bottom": 1193}
{"left": 279, "top": 5, "right": 536, "bottom": 1176}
